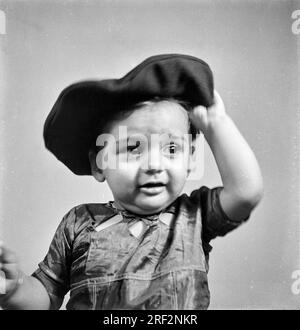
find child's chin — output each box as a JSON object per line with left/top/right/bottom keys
{"left": 136, "top": 198, "right": 171, "bottom": 214}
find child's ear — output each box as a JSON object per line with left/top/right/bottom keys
{"left": 88, "top": 150, "right": 105, "bottom": 182}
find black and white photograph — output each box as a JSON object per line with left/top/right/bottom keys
{"left": 0, "top": 0, "right": 299, "bottom": 313}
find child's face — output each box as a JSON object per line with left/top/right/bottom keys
{"left": 94, "top": 101, "right": 194, "bottom": 215}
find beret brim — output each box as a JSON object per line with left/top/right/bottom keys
{"left": 44, "top": 54, "right": 214, "bottom": 175}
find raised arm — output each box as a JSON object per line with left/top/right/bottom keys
{"left": 189, "top": 91, "right": 263, "bottom": 221}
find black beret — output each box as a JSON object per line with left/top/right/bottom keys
{"left": 44, "top": 53, "right": 214, "bottom": 175}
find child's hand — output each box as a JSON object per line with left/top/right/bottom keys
{"left": 189, "top": 90, "right": 226, "bottom": 135}
{"left": 189, "top": 90, "right": 263, "bottom": 221}
{"left": 0, "top": 241, "right": 21, "bottom": 301}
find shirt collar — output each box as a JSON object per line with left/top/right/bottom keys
{"left": 106, "top": 200, "right": 176, "bottom": 219}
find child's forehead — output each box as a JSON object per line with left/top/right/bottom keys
{"left": 110, "top": 100, "right": 190, "bottom": 134}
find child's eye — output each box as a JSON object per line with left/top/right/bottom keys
{"left": 127, "top": 141, "right": 141, "bottom": 154}
{"left": 169, "top": 145, "right": 177, "bottom": 154}
{"left": 163, "top": 142, "right": 181, "bottom": 156}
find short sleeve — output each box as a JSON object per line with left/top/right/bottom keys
{"left": 190, "top": 186, "right": 250, "bottom": 243}
{"left": 31, "top": 207, "right": 76, "bottom": 310}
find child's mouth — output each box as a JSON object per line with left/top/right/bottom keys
{"left": 138, "top": 182, "right": 166, "bottom": 195}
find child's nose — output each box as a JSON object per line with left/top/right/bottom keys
{"left": 142, "top": 148, "right": 164, "bottom": 173}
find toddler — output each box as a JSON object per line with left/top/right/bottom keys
{"left": 0, "top": 54, "right": 263, "bottom": 309}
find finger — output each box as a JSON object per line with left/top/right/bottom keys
{"left": 1, "top": 263, "right": 19, "bottom": 280}
{"left": 213, "top": 90, "right": 224, "bottom": 107}
{"left": 190, "top": 106, "right": 208, "bottom": 123}
{"left": 191, "top": 105, "right": 207, "bottom": 112}
{"left": 190, "top": 105, "right": 207, "bottom": 118}
{"left": 0, "top": 277, "right": 19, "bottom": 296}
{"left": 208, "top": 90, "right": 226, "bottom": 115}
{"left": 213, "top": 90, "right": 221, "bottom": 100}
{"left": 0, "top": 245, "right": 18, "bottom": 264}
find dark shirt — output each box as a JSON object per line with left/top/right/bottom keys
{"left": 32, "top": 186, "right": 248, "bottom": 310}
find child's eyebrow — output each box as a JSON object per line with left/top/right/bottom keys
{"left": 115, "top": 134, "right": 187, "bottom": 146}
{"left": 165, "top": 134, "right": 186, "bottom": 140}
{"left": 115, "top": 138, "right": 140, "bottom": 151}
{"left": 159, "top": 134, "right": 189, "bottom": 144}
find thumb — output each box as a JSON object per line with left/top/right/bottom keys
{"left": 189, "top": 105, "right": 208, "bottom": 129}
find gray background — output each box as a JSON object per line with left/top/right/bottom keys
{"left": 0, "top": 0, "right": 299, "bottom": 309}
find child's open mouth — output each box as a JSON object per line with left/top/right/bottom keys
{"left": 138, "top": 182, "right": 166, "bottom": 195}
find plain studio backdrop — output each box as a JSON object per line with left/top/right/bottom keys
{"left": 0, "top": 0, "right": 299, "bottom": 309}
